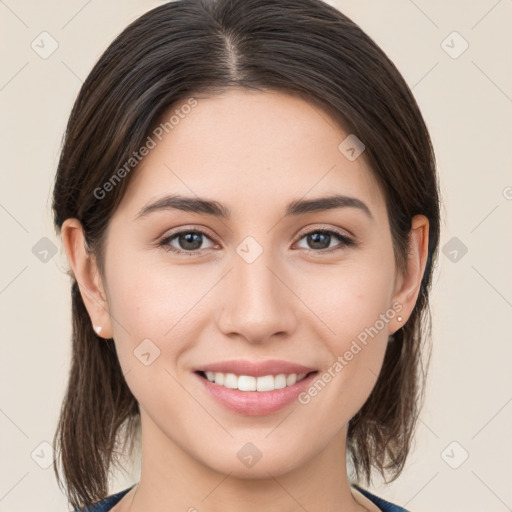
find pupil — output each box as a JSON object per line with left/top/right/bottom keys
{"left": 180, "top": 232, "right": 202, "bottom": 250}
{"left": 309, "top": 232, "right": 330, "bottom": 249}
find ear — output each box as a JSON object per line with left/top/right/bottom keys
{"left": 391, "top": 214, "right": 430, "bottom": 334}
{"left": 61, "top": 218, "right": 113, "bottom": 339}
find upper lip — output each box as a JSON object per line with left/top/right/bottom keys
{"left": 195, "top": 359, "right": 317, "bottom": 377}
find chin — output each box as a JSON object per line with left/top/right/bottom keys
{"left": 196, "top": 441, "right": 308, "bottom": 480}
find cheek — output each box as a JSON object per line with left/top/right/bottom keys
{"left": 295, "top": 256, "right": 396, "bottom": 414}
{"left": 103, "top": 257, "right": 200, "bottom": 415}
{"left": 104, "top": 246, "right": 220, "bottom": 388}
{"left": 301, "top": 251, "right": 396, "bottom": 342}
{"left": 106, "top": 244, "right": 211, "bottom": 337}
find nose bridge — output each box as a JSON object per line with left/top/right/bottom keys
{"left": 217, "top": 241, "right": 296, "bottom": 343}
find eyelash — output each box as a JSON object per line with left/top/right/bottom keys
{"left": 157, "top": 227, "right": 356, "bottom": 256}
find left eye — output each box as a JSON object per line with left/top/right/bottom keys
{"left": 296, "top": 229, "right": 354, "bottom": 251}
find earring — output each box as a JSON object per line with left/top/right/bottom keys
{"left": 397, "top": 316, "right": 403, "bottom": 322}
{"left": 94, "top": 325, "right": 103, "bottom": 335}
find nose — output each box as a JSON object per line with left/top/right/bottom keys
{"left": 216, "top": 247, "right": 298, "bottom": 345}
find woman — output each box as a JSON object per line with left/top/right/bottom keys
{"left": 52, "top": 0, "right": 440, "bottom": 511}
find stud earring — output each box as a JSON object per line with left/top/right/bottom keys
{"left": 397, "top": 316, "right": 403, "bottom": 322}
{"left": 94, "top": 325, "right": 103, "bottom": 335}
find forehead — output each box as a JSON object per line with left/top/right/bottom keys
{"left": 113, "top": 89, "right": 385, "bottom": 222}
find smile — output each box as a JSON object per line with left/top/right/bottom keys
{"left": 198, "top": 370, "right": 311, "bottom": 392}
{"left": 194, "top": 369, "right": 319, "bottom": 416}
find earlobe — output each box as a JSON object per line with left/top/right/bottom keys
{"left": 61, "top": 218, "right": 113, "bottom": 339}
{"left": 391, "top": 215, "right": 430, "bottom": 332}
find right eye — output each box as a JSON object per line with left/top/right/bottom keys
{"left": 158, "top": 228, "right": 217, "bottom": 255}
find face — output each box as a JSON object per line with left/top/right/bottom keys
{"left": 90, "top": 89, "right": 407, "bottom": 477}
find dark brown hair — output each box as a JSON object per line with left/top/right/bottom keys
{"left": 52, "top": 0, "right": 440, "bottom": 509}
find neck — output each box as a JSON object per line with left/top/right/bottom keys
{"left": 124, "top": 411, "right": 369, "bottom": 512}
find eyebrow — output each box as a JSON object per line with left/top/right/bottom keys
{"left": 135, "top": 193, "right": 373, "bottom": 221}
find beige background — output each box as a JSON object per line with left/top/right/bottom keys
{"left": 1, "top": 1, "right": 511, "bottom": 511}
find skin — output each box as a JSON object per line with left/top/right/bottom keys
{"left": 62, "top": 89, "right": 429, "bottom": 512}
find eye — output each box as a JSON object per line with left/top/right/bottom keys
{"left": 295, "top": 228, "right": 355, "bottom": 252}
{"left": 158, "top": 229, "right": 217, "bottom": 255}
{"left": 157, "top": 226, "right": 355, "bottom": 256}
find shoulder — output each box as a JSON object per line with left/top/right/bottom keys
{"left": 73, "top": 485, "right": 135, "bottom": 512}
{"left": 352, "top": 484, "right": 411, "bottom": 512}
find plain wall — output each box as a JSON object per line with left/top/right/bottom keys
{"left": 1, "top": 1, "right": 511, "bottom": 510}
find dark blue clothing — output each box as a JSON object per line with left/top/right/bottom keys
{"left": 76, "top": 483, "right": 409, "bottom": 511}
{"left": 353, "top": 484, "right": 410, "bottom": 511}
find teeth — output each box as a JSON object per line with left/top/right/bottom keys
{"left": 202, "top": 371, "right": 310, "bottom": 391}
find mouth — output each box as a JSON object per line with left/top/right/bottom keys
{"left": 195, "top": 369, "right": 318, "bottom": 392}
{"left": 193, "top": 367, "right": 319, "bottom": 416}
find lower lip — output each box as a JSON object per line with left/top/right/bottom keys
{"left": 194, "top": 371, "right": 318, "bottom": 416}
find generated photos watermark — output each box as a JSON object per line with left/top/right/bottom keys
{"left": 93, "top": 97, "right": 198, "bottom": 200}
{"left": 298, "top": 301, "right": 403, "bottom": 405}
